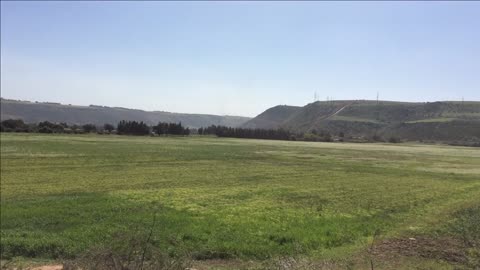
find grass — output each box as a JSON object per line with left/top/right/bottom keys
{"left": 405, "top": 118, "right": 457, "bottom": 123}
{"left": 1, "top": 133, "right": 479, "bottom": 268}
{"left": 328, "top": 115, "right": 381, "bottom": 123}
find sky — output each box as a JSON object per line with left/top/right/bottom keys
{"left": 1, "top": 2, "right": 479, "bottom": 117}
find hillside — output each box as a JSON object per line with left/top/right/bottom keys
{"left": 241, "top": 105, "right": 301, "bottom": 129}
{"left": 242, "top": 100, "right": 480, "bottom": 143}
{"left": 0, "top": 98, "right": 250, "bottom": 128}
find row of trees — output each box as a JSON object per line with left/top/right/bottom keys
{"left": 2, "top": 120, "right": 326, "bottom": 141}
{"left": 153, "top": 122, "right": 190, "bottom": 135}
{"left": 198, "top": 125, "right": 338, "bottom": 142}
{"left": 199, "top": 125, "right": 294, "bottom": 140}
{"left": 117, "top": 120, "right": 150, "bottom": 135}
{"left": 116, "top": 120, "right": 190, "bottom": 135}
{"left": 0, "top": 119, "right": 190, "bottom": 136}
{"left": 0, "top": 119, "right": 100, "bottom": 134}
{"left": 3, "top": 119, "right": 395, "bottom": 143}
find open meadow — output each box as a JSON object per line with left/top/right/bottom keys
{"left": 1, "top": 133, "right": 479, "bottom": 269}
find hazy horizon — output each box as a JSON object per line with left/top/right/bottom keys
{"left": 2, "top": 1, "right": 479, "bottom": 117}
{"left": 2, "top": 95, "right": 480, "bottom": 118}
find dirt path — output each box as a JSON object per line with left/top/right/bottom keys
{"left": 329, "top": 103, "right": 349, "bottom": 117}
{"left": 30, "top": 265, "right": 63, "bottom": 270}
{"left": 311, "top": 101, "right": 354, "bottom": 128}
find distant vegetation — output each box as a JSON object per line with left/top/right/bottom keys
{"left": 0, "top": 98, "right": 250, "bottom": 128}
{"left": 3, "top": 118, "right": 479, "bottom": 147}
{"left": 1, "top": 119, "right": 340, "bottom": 143}
{"left": 199, "top": 125, "right": 336, "bottom": 142}
{"left": 243, "top": 100, "right": 480, "bottom": 145}
{"left": 0, "top": 119, "right": 190, "bottom": 136}
{"left": 199, "top": 125, "right": 293, "bottom": 141}
{"left": 152, "top": 121, "right": 191, "bottom": 136}
{"left": 2, "top": 99, "right": 480, "bottom": 146}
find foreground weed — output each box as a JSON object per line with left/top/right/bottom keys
{"left": 63, "top": 222, "right": 192, "bottom": 270}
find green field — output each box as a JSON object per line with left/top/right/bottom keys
{"left": 1, "top": 133, "right": 479, "bottom": 269}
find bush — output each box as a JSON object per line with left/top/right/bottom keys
{"left": 63, "top": 232, "right": 191, "bottom": 270}
{"left": 82, "top": 124, "right": 97, "bottom": 133}
{"left": 389, "top": 137, "right": 400, "bottom": 143}
{"left": 38, "top": 126, "right": 53, "bottom": 133}
{"left": 302, "top": 133, "right": 319, "bottom": 142}
{"left": 1, "top": 119, "right": 27, "bottom": 132}
{"left": 372, "top": 134, "right": 384, "bottom": 142}
{"left": 323, "top": 133, "right": 333, "bottom": 142}
{"left": 104, "top": 123, "right": 115, "bottom": 133}
{"left": 38, "top": 121, "right": 64, "bottom": 133}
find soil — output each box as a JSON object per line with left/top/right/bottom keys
{"left": 30, "top": 266, "right": 63, "bottom": 270}
{"left": 371, "top": 236, "right": 467, "bottom": 264}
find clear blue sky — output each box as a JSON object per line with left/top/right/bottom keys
{"left": 1, "top": 1, "right": 479, "bottom": 117}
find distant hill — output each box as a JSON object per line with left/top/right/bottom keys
{"left": 0, "top": 98, "right": 250, "bottom": 128}
{"left": 242, "top": 100, "right": 480, "bottom": 143}
{"left": 241, "top": 105, "right": 301, "bottom": 129}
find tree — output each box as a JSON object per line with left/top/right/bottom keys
{"left": 82, "top": 124, "right": 97, "bottom": 133}
{"left": 204, "top": 125, "right": 293, "bottom": 141}
{"left": 389, "top": 136, "right": 400, "bottom": 143}
{"left": 372, "top": 134, "right": 384, "bottom": 142}
{"left": 1, "top": 119, "right": 27, "bottom": 132}
{"left": 38, "top": 121, "right": 64, "bottom": 133}
{"left": 117, "top": 120, "right": 150, "bottom": 135}
{"left": 153, "top": 122, "right": 168, "bottom": 135}
{"left": 153, "top": 122, "right": 188, "bottom": 136}
{"left": 323, "top": 132, "right": 333, "bottom": 142}
{"left": 38, "top": 126, "right": 53, "bottom": 133}
{"left": 103, "top": 123, "right": 115, "bottom": 133}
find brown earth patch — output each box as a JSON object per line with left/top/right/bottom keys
{"left": 371, "top": 236, "right": 466, "bottom": 264}
{"left": 191, "top": 259, "right": 258, "bottom": 270}
{"left": 30, "top": 265, "right": 63, "bottom": 270}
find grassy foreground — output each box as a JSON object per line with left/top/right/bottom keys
{"left": 1, "top": 133, "right": 479, "bottom": 268}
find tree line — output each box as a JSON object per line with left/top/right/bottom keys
{"left": 1, "top": 119, "right": 348, "bottom": 143}
{"left": 0, "top": 119, "right": 189, "bottom": 136}
{"left": 198, "top": 125, "right": 294, "bottom": 140}
{"left": 198, "top": 125, "right": 336, "bottom": 142}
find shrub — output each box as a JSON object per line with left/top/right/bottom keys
{"left": 38, "top": 126, "right": 53, "bottom": 133}
{"left": 323, "top": 133, "right": 333, "bottom": 142}
{"left": 303, "top": 133, "right": 319, "bottom": 142}
{"left": 104, "top": 123, "right": 115, "bottom": 133}
{"left": 38, "top": 121, "right": 64, "bottom": 133}
{"left": 63, "top": 232, "right": 191, "bottom": 270}
{"left": 1, "top": 119, "right": 27, "bottom": 132}
{"left": 389, "top": 137, "right": 400, "bottom": 143}
{"left": 372, "top": 134, "right": 384, "bottom": 142}
{"left": 82, "top": 124, "right": 97, "bottom": 133}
